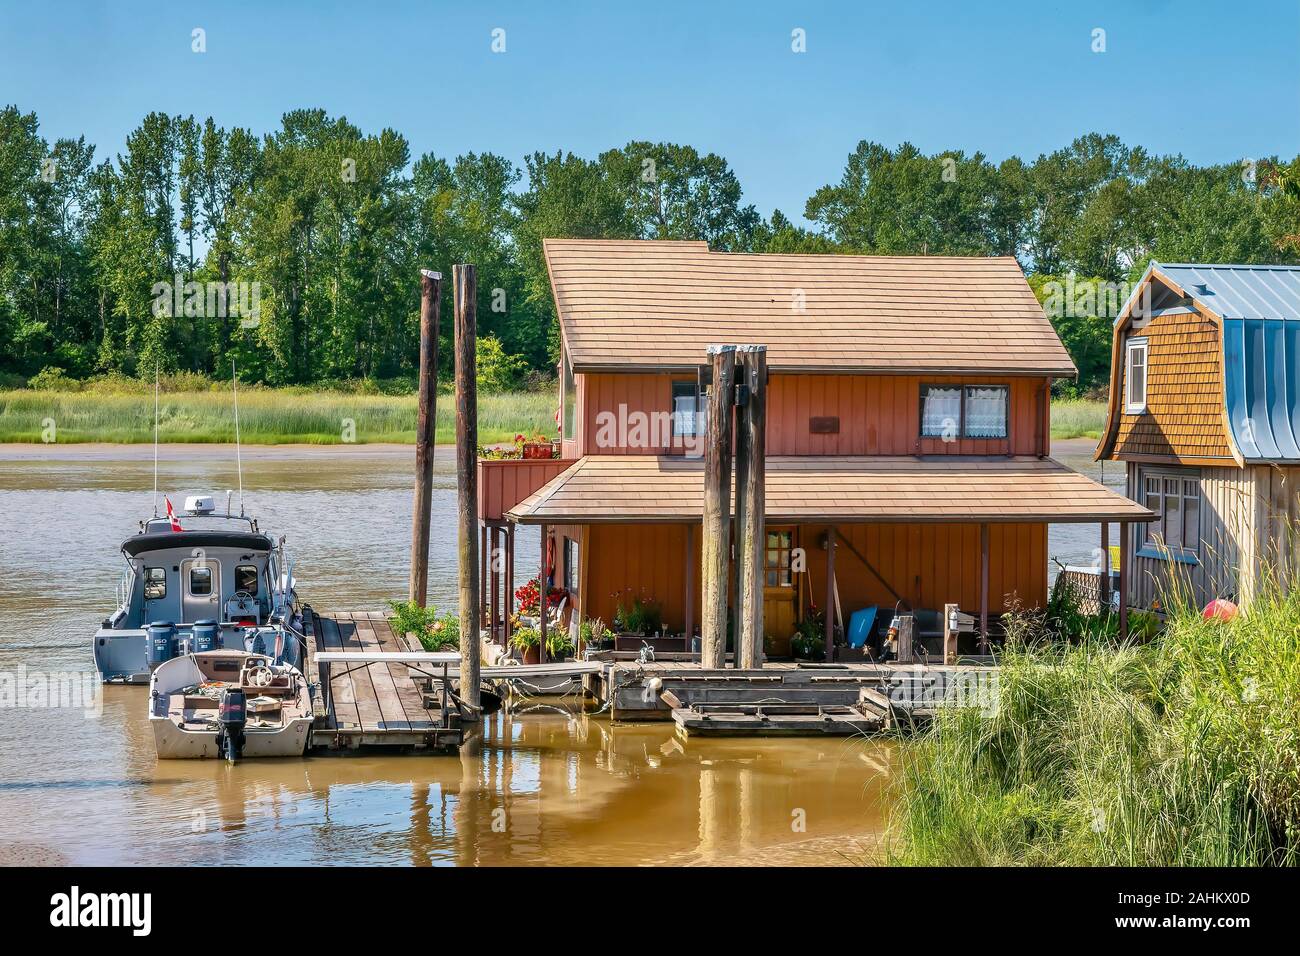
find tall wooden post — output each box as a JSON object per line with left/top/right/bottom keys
{"left": 538, "top": 523, "right": 549, "bottom": 664}
{"left": 979, "top": 523, "right": 990, "bottom": 654}
{"left": 684, "top": 524, "right": 695, "bottom": 647}
{"left": 738, "top": 345, "right": 767, "bottom": 669}
{"left": 453, "top": 263, "right": 481, "bottom": 717}
{"left": 732, "top": 400, "right": 749, "bottom": 667}
{"left": 824, "top": 527, "right": 836, "bottom": 661}
{"left": 701, "top": 345, "right": 737, "bottom": 669}
{"left": 409, "top": 269, "right": 441, "bottom": 605}
{"left": 1119, "top": 521, "right": 1130, "bottom": 640}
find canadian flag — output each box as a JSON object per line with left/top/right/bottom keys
{"left": 164, "top": 497, "right": 184, "bottom": 532}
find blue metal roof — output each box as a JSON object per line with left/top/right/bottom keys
{"left": 1152, "top": 263, "right": 1300, "bottom": 463}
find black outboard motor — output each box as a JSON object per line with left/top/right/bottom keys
{"left": 216, "top": 686, "right": 247, "bottom": 762}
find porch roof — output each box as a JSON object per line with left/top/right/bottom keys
{"left": 504, "top": 455, "right": 1154, "bottom": 525}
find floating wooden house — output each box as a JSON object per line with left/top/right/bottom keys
{"left": 479, "top": 240, "right": 1150, "bottom": 659}
{"left": 1097, "top": 261, "right": 1300, "bottom": 610}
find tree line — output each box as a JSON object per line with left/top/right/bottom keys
{"left": 2, "top": 104, "right": 1297, "bottom": 393}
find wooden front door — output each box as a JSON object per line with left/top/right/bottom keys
{"left": 763, "top": 527, "right": 797, "bottom": 655}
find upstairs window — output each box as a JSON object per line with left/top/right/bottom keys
{"left": 1125, "top": 338, "right": 1148, "bottom": 413}
{"left": 671, "top": 380, "right": 701, "bottom": 437}
{"left": 562, "top": 350, "right": 577, "bottom": 439}
{"left": 920, "top": 384, "right": 1008, "bottom": 439}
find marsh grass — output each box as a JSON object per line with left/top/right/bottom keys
{"left": 888, "top": 584, "right": 1300, "bottom": 866}
{"left": 0, "top": 388, "right": 555, "bottom": 445}
{"left": 1049, "top": 398, "right": 1108, "bottom": 440}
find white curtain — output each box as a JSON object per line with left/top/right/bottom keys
{"left": 921, "top": 387, "right": 961, "bottom": 436}
{"left": 964, "top": 387, "right": 1007, "bottom": 438}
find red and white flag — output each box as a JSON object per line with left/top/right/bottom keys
{"left": 164, "top": 497, "right": 184, "bottom": 532}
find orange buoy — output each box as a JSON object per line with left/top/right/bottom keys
{"left": 1203, "top": 598, "right": 1238, "bottom": 622}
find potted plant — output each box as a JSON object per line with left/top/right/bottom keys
{"left": 520, "top": 432, "right": 556, "bottom": 460}
{"left": 510, "top": 625, "right": 542, "bottom": 664}
{"left": 790, "top": 605, "right": 827, "bottom": 661}
{"left": 515, "top": 577, "right": 566, "bottom": 619}
{"left": 580, "top": 616, "right": 615, "bottom": 651}
{"left": 510, "top": 624, "right": 573, "bottom": 663}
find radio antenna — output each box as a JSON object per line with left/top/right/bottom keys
{"left": 152, "top": 364, "right": 160, "bottom": 517}
{"left": 232, "top": 359, "right": 245, "bottom": 516}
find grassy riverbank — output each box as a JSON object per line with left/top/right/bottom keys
{"left": 1049, "top": 398, "right": 1107, "bottom": 440}
{"left": 1, "top": 386, "right": 1104, "bottom": 445}
{"left": 0, "top": 388, "right": 556, "bottom": 444}
{"left": 888, "top": 590, "right": 1300, "bottom": 866}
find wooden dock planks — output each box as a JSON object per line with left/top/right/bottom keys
{"left": 306, "top": 610, "right": 459, "bottom": 749}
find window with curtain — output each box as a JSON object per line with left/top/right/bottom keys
{"left": 920, "top": 386, "right": 961, "bottom": 437}
{"left": 920, "top": 384, "right": 1008, "bottom": 439}
{"left": 964, "top": 386, "right": 1008, "bottom": 438}
{"left": 671, "top": 380, "right": 700, "bottom": 437}
{"left": 1126, "top": 339, "right": 1148, "bottom": 412}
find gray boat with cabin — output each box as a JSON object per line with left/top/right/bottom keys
{"left": 93, "top": 493, "right": 305, "bottom": 684}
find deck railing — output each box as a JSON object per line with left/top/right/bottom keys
{"left": 477, "top": 457, "right": 574, "bottom": 522}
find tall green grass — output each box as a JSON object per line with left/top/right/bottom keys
{"left": 888, "top": 589, "right": 1300, "bottom": 866}
{"left": 1050, "top": 398, "right": 1108, "bottom": 440}
{"left": 0, "top": 388, "right": 556, "bottom": 444}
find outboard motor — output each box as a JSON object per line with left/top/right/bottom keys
{"left": 216, "top": 687, "right": 247, "bottom": 762}
{"left": 147, "top": 622, "right": 176, "bottom": 669}
{"left": 193, "top": 620, "right": 219, "bottom": 653}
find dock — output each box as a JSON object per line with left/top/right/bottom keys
{"left": 301, "top": 607, "right": 465, "bottom": 752}
{"left": 584, "top": 658, "right": 997, "bottom": 737}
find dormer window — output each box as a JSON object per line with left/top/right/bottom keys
{"left": 1125, "top": 338, "right": 1148, "bottom": 413}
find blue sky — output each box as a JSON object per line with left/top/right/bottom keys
{"left": 3, "top": 0, "right": 1297, "bottom": 224}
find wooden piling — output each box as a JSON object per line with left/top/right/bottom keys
{"left": 408, "top": 269, "right": 441, "bottom": 606}
{"left": 453, "top": 263, "right": 481, "bottom": 716}
{"left": 701, "top": 345, "right": 737, "bottom": 670}
{"left": 737, "top": 345, "right": 767, "bottom": 668}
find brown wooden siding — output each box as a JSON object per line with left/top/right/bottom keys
{"left": 477, "top": 459, "right": 575, "bottom": 522}
{"left": 579, "top": 520, "right": 1047, "bottom": 642}
{"left": 573, "top": 371, "right": 1049, "bottom": 457}
{"left": 1112, "top": 306, "right": 1234, "bottom": 461}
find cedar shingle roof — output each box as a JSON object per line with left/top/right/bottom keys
{"left": 544, "top": 239, "right": 1077, "bottom": 375}
{"left": 505, "top": 455, "right": 1152, "bottom": 525}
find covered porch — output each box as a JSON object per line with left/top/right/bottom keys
{"left": 490, "top": 455, "right": 1153, "bottom": 662}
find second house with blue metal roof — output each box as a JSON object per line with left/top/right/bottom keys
{"left": 1097, "top": 260, "right": 1300, "bottom": 610}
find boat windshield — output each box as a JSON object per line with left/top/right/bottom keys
{"left": 143, "top": 514, "right": 258, "bottom": 533}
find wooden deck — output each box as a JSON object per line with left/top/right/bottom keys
{"left": 301, "top": 607, "right": 463, "bottom": 752}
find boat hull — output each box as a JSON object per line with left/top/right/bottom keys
{"left": 150, "top": 715, "right": 313, "bottom": 759}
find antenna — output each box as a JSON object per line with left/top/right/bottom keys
{"left": 232, "top": 359, "right": 245, "bottom": 516}
{"left": 152, "top": 364, "right": 160, "bottom": 517}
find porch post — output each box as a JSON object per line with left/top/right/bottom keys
{"left": 480, "top": 524, "right": 488, "bottom": 622}
{"left": 684, "top": 523, "right": 695, "bottom": 648}
{"left": 538, "top": 523, "right": 548, "bottom": 664}
{"left": 701, "top": 345, "right": 737, "bottom": 670}
{"left": 979, "top": 523, "right": 990, "bottom": 654}
{"left": 489, "top": 525, "right": 500, "bottom": 646}
{"left": 1099, "top": 521, "right": 1111, "bottom": 613}
{"left": 825, "top": 527, "right": 836, "bottom": 661}
{"left": 1119, "top": 521, "right": 1129, "bottom": 640}
{"left": 504, "top": 523, "right": 514, "bottom": 645}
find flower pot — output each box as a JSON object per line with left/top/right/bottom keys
{"left": 520, "top": 645, "right": 541, "bottom": 665}
{"left": 522, "top": 443, "right": 552, "bottom": 460}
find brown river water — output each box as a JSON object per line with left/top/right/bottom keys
{"left": 0, "top": 440, "right": 1110, "bottom": 866}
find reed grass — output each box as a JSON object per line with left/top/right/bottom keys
{"left": 887, "top": 584, "right": 1300, "bottom": 866}
{"left": 0, "top": 388, "right": 556, "bottom": 445}
{"left": 1049, "top": 398, "right": 1108, "bottom": 440}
